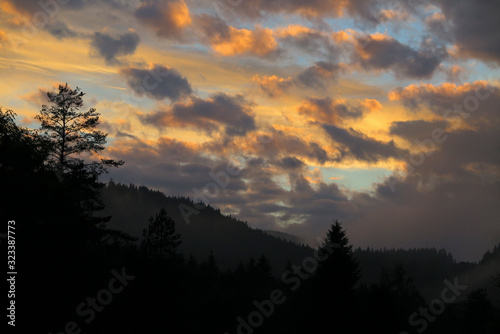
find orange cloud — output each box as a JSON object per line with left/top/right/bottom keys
{"left": 293, "top": 1, "right": 345, "bottom": 18}
{"left": 388, "top": 81, "right": 493, "bottom": 101}
{"left": 274, "top": 25, "right": 317, "bottom": 38}
{"left": 210, "top": 26, "right": 278, "bottom": 57}
{"left": 252, "top": 74, "right": 293, "bottom": 97}
{"left": 305, "top": 168, "right": 323, "bottom": 184}
{"left": 0, "top": 1, "right": 25, "bottom": 25}
{"left": 425, "top": 11, "right": 445, "bottom": 23}
{"left": 378, "top": 9, "right": 410, "bottom": 22}
{"left": 0, "top": 0, "right": 19, "bottom": 14}
{"left": 360, "top": 98, "right": 382, "bottom": 112}
{"left": 331, "top": 30, "right": 353, "bottom": 43}
{"left": 0, "top": 29, "right": 7, "bottom": 48}
{"left": 168, "top": 0, "right": 192, "bottom": 28}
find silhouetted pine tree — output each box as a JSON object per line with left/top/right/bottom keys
{"left": 310, "top": 220, "right": 361, "bottom": 332}
{"left": 36, "top": 83, "right": 123, "bottom": 175}
{"left": 141, "top": 208, "right": 181, "bottom": 262}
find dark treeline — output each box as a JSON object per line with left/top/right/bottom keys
{"left": 1, "top": 85, "right": 500, "bottom": 333}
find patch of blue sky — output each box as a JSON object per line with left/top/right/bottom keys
{"left": 313, "top": 165, "right": 394, "bottom": 193}
{"left": 272, "top": 174, "right": 292, "bottom": 192}
{"left": 472, "top": 62, "right": 500, "bottom": 83}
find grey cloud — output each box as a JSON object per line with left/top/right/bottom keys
{"left": 91, "top": 31, "right": 140, "bottom": 65}
{"left": 4, "top": 0, "right": 131, "bottom": 15}
{"left": 258, "top": 129, "right": 330, "bottom": 165}
{"left": 279, "top": 30, "right": 339, "bottom": 60}
{"left": 299, "top": 97, "right": 367, "bottom": 125}
{"left": 323, "top": 124, "right": 403, "bottom": 162}
{"left": 45, "top": 21, "right": 78, "bottom": 39}
{"left": 207, "top": 0, "right": 431, "bottom": 26}
{"left": 390, "top": 82, "right": 500, "bottom": 124}
{"left": 221, "top": 0, "right": 387, "bottom": 21}
{"left": 354, "top": 35, "right": 447, "bottom": 79}
{"left": 255, "top": 61, "right": 344, "bottom": 98}
{"left": 121, "top": 64, "right": 192, "bottom": 101}
{"left": 196, "top": 14, "right": 230, "bottom": 41}
{"left": 390, "top": 120, "right": 450, "bottom": 142}
{"left": 423, "top": 128, "right": 500, "bottom": 176}
{"left": 436, "top": 0, "right": 500, "bottom": 65}
{"left": 4, "top": 0, "right": 86, "bottom": 14}
{"left": 296, "top": 61, "right": 345, "bottom": 89}
{"left": 201, "top": 128, "right": 329, "bottom": 166}
{"left": 139, "top": 93, "right": 256, "bottom": 136}
{"left": 277, "top": 156, "right": 306, "bottom": 171}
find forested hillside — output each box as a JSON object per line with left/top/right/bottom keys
{"left": 100, "top": 181, "right": 313, "bottom": 274}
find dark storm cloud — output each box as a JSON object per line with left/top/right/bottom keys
{"left": 277, "top": 156, "right": 306, "bottom": 171}
{"left": 389, "top": 120, "right": 450, "bottom": 142}
{"left": 435, "top": 0, "right": 500, "bottom": 65}
{"left": 120, "top": 64, "right": 193, "bottom": 101}
{"left": 323, "top": 124, "right": 403, "bottom": 162}
{"left": 389, "top": 81, "right": 500, "bottom": 123}
{"left": 423, "top": 127, "right": 500, "bottom": 176}
{"left": 353, "top": 34, "right": 447, "bottom": 79}
{"left": 90, "top": 31, "right": 140, "bottom": 65}
{"left": 139, "top": 93, "right": 256, "bottom": 136}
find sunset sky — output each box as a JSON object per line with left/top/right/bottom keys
{"left": 1, "top": 0, "right": 499, "bottom": 261}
